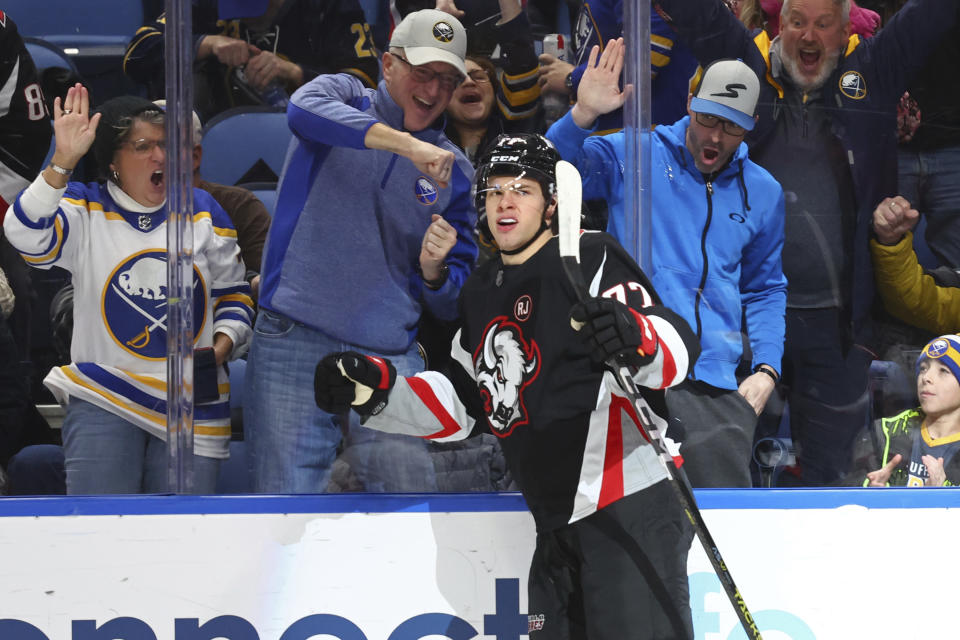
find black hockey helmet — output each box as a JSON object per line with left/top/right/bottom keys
{"left": 474, "top": 134, "right": 560, "bottom": 243}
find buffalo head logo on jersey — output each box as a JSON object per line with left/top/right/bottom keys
{"left": 474, "top": 317, "right": 541, "bottom": 436}
{"left": 103, "top": 250, "right": 207, "bottom": 359}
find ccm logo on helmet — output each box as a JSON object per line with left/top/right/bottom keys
{"left": 489, "top": 155, "right": 521, "bottom": 162}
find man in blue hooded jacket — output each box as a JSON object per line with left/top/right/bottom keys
{"left": 547, "top": 42, "right": 787, "bottom": 487}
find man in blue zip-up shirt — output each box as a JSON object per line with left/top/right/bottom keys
{"left": 245, "top": 9, "right": 478, "bottom": 494}
{"left": 548, "top": 44, "right": 787, "bottom": 487}
{"left": 651, "top": 0, "right": 959, "bottom": 486}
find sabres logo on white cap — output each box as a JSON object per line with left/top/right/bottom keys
{"left": 415, "top": 176, "right": 439, "bottom": 205}
{"left": 839, "top": 71, "right": 866, "bottom": 100}
{"left": 433, "top": 21, "right": 455, "bottom": 43}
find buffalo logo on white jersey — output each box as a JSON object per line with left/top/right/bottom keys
{"left": 415, "top": 176, "right": 439, "bottom": 205}
{"left": 102, "top": 250, "right": 206, "bottom": 359}
{"left": 474, "top": 317, "right": 541, "bottom": 436}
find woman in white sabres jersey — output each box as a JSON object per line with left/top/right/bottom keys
{"left": 3, "top": 84, "right": 254, "bottom": 494}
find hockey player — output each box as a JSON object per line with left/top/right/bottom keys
{"left": 314, "top": 134, "right": 700, "bottom": 639}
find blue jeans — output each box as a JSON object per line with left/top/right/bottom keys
{"left": 898, "top": 146, "right": 960, "bottom": 268}
{"left": 61, "top": 399, "right": 220, "bottom": 494}
{"left": 244, "top": 309, "right": 438, "bottom": 494}
{"left": 6, "top": 444, "right": 66, "bottom": 495}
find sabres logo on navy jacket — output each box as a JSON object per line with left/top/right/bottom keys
{"left": 103, "top": 250, "right": 206, "bottom": 359}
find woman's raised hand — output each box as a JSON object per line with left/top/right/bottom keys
{"left": 51, "top": 83, "right": 101, "bottom": 169}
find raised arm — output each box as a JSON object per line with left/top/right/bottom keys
{"left": 364, "top": 123, "right": 456, "bottom": 188}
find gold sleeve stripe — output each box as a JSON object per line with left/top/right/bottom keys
{"left": 344, "top": 67, "right": 377, "bottom": 88}
{"left": 650, "top": 34, "right": 673, "bottom": 50}
{"left": 497, "top": 99, "right": 539, "bottom": 121}
{"left": 212, "top": 226, "right": 239, "bottom": 238}
{"left": 501, "top": 83, "right": 540, "bottom": 105}
{"left": 216, "top": 293, "right": 255, "bottom": 308}
{"left": 123, "top": 30, "right": 162, "bottom": 70}
{"left": 502, "top": 67, "right": 540, "bottom": 84}
{"left": 22, "top": 217, "right": 65, "bottom": 264}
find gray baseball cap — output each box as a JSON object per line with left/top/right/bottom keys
{"left": 689, "top": 59, "right": 760, "bottom": 131}
{"left": 389, "top": 9, "right": 467, "bottom": 77}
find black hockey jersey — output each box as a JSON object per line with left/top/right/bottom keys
{"left": 364, "top": 232, "right": 698, "bottom": 531}
{"left": 0, "top": 11, "right": 52, "bottom": 210}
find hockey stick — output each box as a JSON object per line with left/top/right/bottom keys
{"left": 555, "top": 160, "right": 763, "bottom": 640}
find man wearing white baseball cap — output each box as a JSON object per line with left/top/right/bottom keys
{"left": 548, "top": 42, "right": 788, "bottom": 489}
{"left": 245, "top": 9, "right": 478, "bottom": 495}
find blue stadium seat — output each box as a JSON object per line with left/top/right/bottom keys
{"left": 5, "top": 2, "right": 143, "bottom": 54}
{"left": 10, "top": 2, "right": 145, "bottom": 106}
{"left": 23, "top": 37, "right": 80, "bottom": 75}
{"left": 236, "top": 182, "right": 278, "bottom": 217}
{"left": 200, "top": 107, "right": 293, "bottom": 186}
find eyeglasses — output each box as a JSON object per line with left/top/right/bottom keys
{"left": 466, "top": 70, "right": 491, "bottom": 85}
{"left": 393, "top": 55, "right": 464, "bottom": 92}
{"left": 695, "top": 112, "right": 747, "bottom": 136}
{"left": 124, "top": 138, "right": 166, "bottom": 155}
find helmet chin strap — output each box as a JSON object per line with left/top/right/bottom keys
{"left": 499, "top": 205, "right": 553, "bottom": 256}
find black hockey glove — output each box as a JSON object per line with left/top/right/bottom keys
{"left": 570, "top": 298, "right": 658, "bottom": 368}
{"left": 314, "top": 351, "right": 397, "bottom": 417}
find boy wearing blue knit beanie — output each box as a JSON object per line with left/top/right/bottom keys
{"left": 860, "top": 335, "right": 960, "bottom": 487}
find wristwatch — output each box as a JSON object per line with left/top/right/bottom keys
{"left": 423, "top": 263, "right": 449, "bottom": 290}
{"left": 564, "top": 71, "right": 575, "bottom": 95}
{"left": 48, "top": 162, "right": 73, "bottom": 176}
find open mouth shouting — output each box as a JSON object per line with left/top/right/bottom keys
{"left": 457, "top": 89, "right": 482, "bottom": 105}
{"left": 150, "top": 170, "right": 164, "bottom": 187}
{"left": 797, "top": 47, "right": 823, "bottom": 75}
{"left": 701, "top": 147, "right": 720, "bottom": 164}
